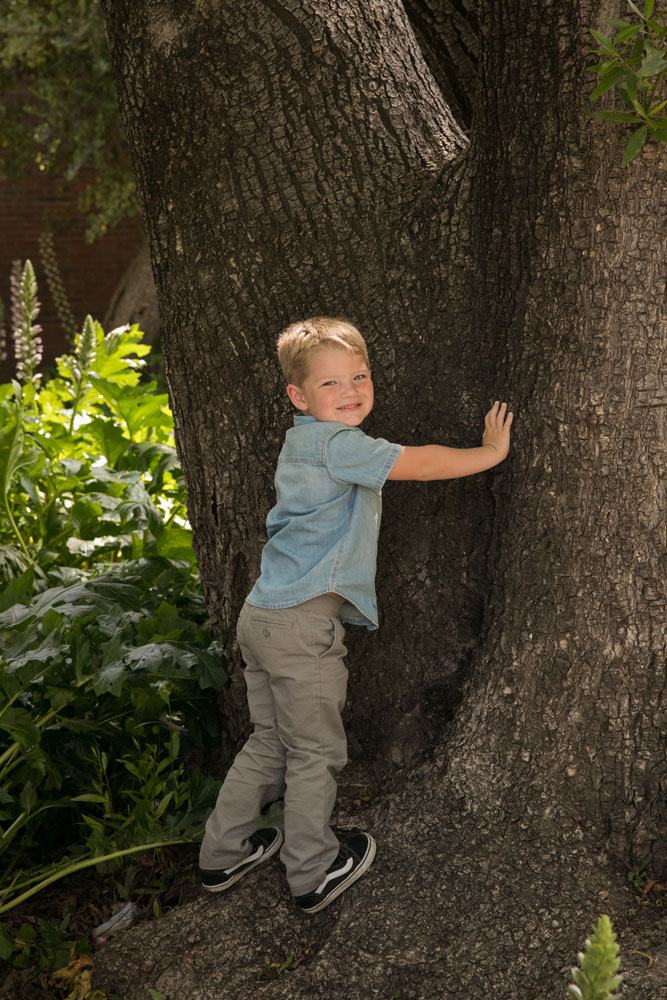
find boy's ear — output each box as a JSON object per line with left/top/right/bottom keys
{"left": 286, "top": 383, "right": 309, "bottom": 411}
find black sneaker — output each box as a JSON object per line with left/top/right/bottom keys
{"left": 200, "top": 827, "right": 283, "bottom": 892}
{"left": 295, "top": 831, "right": 376, "bottom": 914}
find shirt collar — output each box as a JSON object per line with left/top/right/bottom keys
{"left": 294, "top": 414, "right": 318, "bottom": 426}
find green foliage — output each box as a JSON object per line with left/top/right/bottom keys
{"left": 567, "top": 916, "right": 623, "bottom": 1000}
{"left": 0, "top": 0, "right": 135, "bottom": 240}
{"left": 0, "top": 913, "right": 90, "bottom": 972}
{"left": 588, "top": 0, "right": 667, "bottom": 165}
{"left": 627, "top": 859, "right": 649, "bottom": 889}
{"left": 0, "top": 263, "right": 226, "bottom": 925}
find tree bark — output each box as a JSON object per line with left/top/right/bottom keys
{"left": 403, "top": 0, "right": 479, "bottom": 129}
{"left": 98, "top": 0, "right": 667, "bottom": 995}
{"left": 104, "top": 240, "right": 160, "bottom": 343}
{"left": 101, "top": 0, "right": 485, "bottom": 766}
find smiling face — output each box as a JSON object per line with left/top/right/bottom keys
{"left": 286, "top": 347, "right": 374, "bottom": 426}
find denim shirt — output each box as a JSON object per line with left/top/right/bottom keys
{"left": 246, "top": 414, "right": 402, "bottom": 629}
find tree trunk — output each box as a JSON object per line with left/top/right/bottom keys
{"left": 98, "top": 0, "right": 667, "bottom": 996}
{"left": 104, "top": 240, "right": 160, "bottom": 343}
{"left": 101, "top": 0, "right": 484, "bottom": 766}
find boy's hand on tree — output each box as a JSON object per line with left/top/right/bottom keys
{"left": 482, "top": 401, "right": 513, "bottom": 462}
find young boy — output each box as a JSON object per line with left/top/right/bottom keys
{"left": 199, "top": 317, "right": 513, "bottom": 914}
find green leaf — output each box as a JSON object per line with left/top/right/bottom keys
{"left": 84, "top": 418, "right": 130, "bottom": 466}
{"left": 19, "top": 781, "right": 37, "bottom": 814}
{"left": 622, "top": 124, "right": 648, "bottom": 165}
{"left": 2, "top": 627, "right": 69, "bottom": 670}
{"left": 587, "top": 59, "right": 619, "bottom": 75}
{"left": 630, "top": 95, "right": 647, "bottom": 116}
{"left": 89, "top": 378, "right": 171, "bottom": 439}
{"left": 600, "top": 18, "right": 631, "bottom": 29}
{"left": 615, "top": 23, "right": 643, "bottom": 44}
{"left": 154, "top": 526, "right": 195, "bottom": 562}
{"left": 0, "top": 707, "right": 41, "bottom": 747}
{"left": 0, "top": 567, "right": 35, "bottom": 613}
{"left": 628, "top": 39, "right": 645, "bottom": 65}
{"left": 626, "top": 0, "right": 644, "bottom": 16}
{"left": 93, "top": 659, "right": 127, "bottom": 697}
{"left": 154, "top": 791, "right": 174, "bottom": 819}
{"left": 590, "top": 29, "right": 619, "bottom": 55}
{"left": 193, "top": 646, "right": 227, "bottom": 690}
{"left": 0, "top": 413, "right": 32, "bottom": 503}
{"left": 645, "top": 0, "right": 655, "bottom": 16}
{"left": 591, "top": 110, "right": 642, "bottom": 121}
{"left": 637, "top": 47, "right": 667, "bottom": 77}
{"left": 650, "top": 116, "right": 667, "bottom": 139}
{"left": 618, "top": 73, "right": 642, "bottom": 110}
{"left": 590, "top": 65, "right": 627, "bottom": 100}
{"left": 0, "top": 924, "right": 15, "bottom": 960}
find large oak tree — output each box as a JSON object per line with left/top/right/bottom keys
{"left": 96, "top": 1, "right": 667, "bottom": 997}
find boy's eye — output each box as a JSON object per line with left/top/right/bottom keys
{"left": 322, "top": 380, "right": 336, "bottom": 387}
{"left": 354, "top": 373, "right": 368, "bottom": 380}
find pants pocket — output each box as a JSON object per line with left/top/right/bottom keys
{"left": 315, "top": 615, "right": 344, "bottom": 660}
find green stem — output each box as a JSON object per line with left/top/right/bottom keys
{"left": 2, "top": 493, "right": 32, "bottom": 561}
{"left": 68, "top": 378, "right": 83, "bottom": 435}
{"left": 0, "top": 837, "right": 191, "bottom": 915}
{"left": 0, "top": 800, "right": 66, "bottom": 850}
{"left": 0, "top": 708, "right": 57, "bottom": 772}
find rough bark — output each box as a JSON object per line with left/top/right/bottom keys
{"left": 403, "top": 0, "right": 479, "bottom": 129}
{"left": 100, "top": 0, "right": 483, "bottom": 766}
{"left": 104, "top": 241, "right": 160, "bottom": 343}
{"left": 97, "top": 0, "right": 667, "bottom": 996}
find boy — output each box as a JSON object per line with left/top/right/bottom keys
{"left": 199, "top": 317, "right": 513, "bottom": 914}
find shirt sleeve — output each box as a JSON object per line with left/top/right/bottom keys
{"left": 324, "top": 426, "right": 402, "bottom": 492}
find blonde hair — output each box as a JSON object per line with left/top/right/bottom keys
{"left": 277, "top": 317, "right": 369, "bottom": 386}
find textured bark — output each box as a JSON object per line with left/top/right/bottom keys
{"left": 403, "top": 0, "right": 479, "bottom": 129}
{"left": 101, "top": 0, "right": 482, "bottom": 765}
{"left": 97, "top": 0, "right": 667, "bottom": 995}
{"left": 104, "top": 241, "right": 160, "bottom": 343}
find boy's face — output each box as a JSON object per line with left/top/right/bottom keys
{"left": 286, "top": 347, "right": 374, "bottom": 426}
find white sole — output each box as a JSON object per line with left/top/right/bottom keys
{"left": 299, "top": 835, "right": 377, "bottom": 914}
{"left": 202, "top": 829, "right": 284, "bottom": 892}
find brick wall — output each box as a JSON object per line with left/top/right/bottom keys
{"left": 0, "top": 169, "right": 144, "bottom": 382}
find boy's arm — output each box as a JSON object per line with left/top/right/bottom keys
{"left": 387, "top": 401, "right": 513, "bottom": 482}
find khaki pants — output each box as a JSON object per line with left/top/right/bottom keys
{"left": 199, "top": 596, "right": 348, "bottom": 895}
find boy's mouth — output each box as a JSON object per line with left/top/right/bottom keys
{"left": 337, "top": 403, "right": 361, "bottom": 411}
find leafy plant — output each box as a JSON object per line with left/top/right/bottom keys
{"left": 0, "top": 914, "right": 90, "bottom": 973}
{"left": 567, "top": 915, "right": 623, "bottom": 1000}
{"left": 627, "top": 859, "right": 649, "bottom": 890}
{"left": 588, "top": 0, "right": 667, "bottom": 165}
{"left": 0, "top": 0, "right": 134, "bottom": 239}
{"left": 9, "top": 258, "right": 43, "bottom": 387}
{"left": 0, "top": 261, "right": 226, "bottom": 925}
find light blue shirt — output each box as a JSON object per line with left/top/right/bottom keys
{"left": 247, "top": 414, "right": 402, "bottom": 629}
